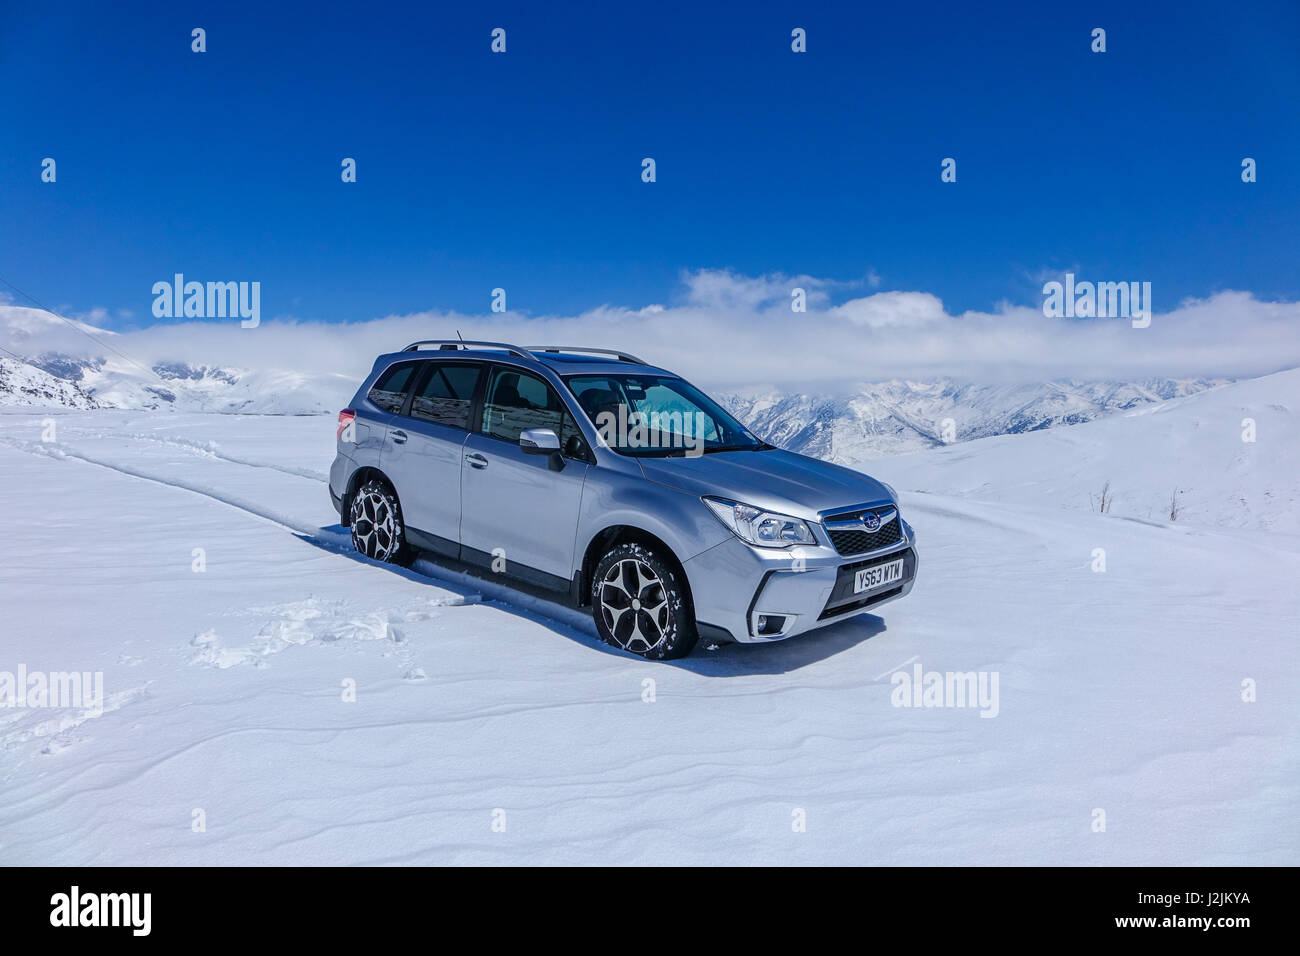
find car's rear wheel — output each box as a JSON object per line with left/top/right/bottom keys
{"left": 592, "top": 543, "right": 698, "bottom": 660}
{"left": 349, "top": 479, "right": 412, "bottom": 566}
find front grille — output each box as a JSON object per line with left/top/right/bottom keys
{"left": 826, "top": 506, "right": 902, "bottom": 556}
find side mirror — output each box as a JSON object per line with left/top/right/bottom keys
{"left": 519, "top": 427, "right": 561, "bottom": 455}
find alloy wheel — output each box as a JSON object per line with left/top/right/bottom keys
{"left": 598, "top": 558, "right": 672, "bottom": 655}
{"left": 351, "top": 489, "right": 397, "bottom": 560}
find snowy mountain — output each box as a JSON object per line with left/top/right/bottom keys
{"left": 870, "top": 366, "right": 1300, "bottom": 533}
{"left": 0, "top": 305, "right": 1247, "bottom": 455}
{"left": 0, "top": 306, "right": 358, "bottom": 414}
{"left": 0, "top": 304, "right": 117, "bottom": 343}
{"left": 2, "top": 345, "right": 1234, "bottom": 461}
{"left": 0, "top": 356, "right": 98, "bottom": 409}
{"left": 721, "top": 377, "right": 1232, "bottom": 463}
{"left": 33, "top": 354, "right": 353, "bottom": 414}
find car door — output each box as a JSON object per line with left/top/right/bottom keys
{"left": 459, "top": 364, "right": 592, "bottom": 588}
{"left": 361, "top": 357, "right": 422, "bottom": 462}
{"left": 382, "top": 360, "right": 484, "bottom": 556}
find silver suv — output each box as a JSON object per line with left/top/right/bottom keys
{"left": 330, "top": 341, "right": 917, "bottom": 659}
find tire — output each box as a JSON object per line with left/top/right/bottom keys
{"left": 349, "top": 479, "right": 413, "bottom": 566}
{"left": 591, "top": 542, "right": 698, "bottom": 660}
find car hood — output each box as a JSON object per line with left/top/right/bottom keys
{"left": 636, "top": 448, "right": 893, "bottom": 520}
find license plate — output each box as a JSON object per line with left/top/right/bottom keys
{"left": 854, "top": 557, "right": 904, "bottom": 593}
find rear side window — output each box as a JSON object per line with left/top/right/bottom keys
{"left": 410, "top": 363, "right": 481, "bottom": 429}
{"left": 367, "top": 361, "right": 419, "bottom": 414}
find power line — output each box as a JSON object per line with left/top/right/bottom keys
{"left": 0, "top": 273, "right": 167, "bottom": 383}
{"left": 0, "top": 340, "right": 81, "bottom": 384}
{"left": 0, "top": 342, "right": 39, "bottom": 365}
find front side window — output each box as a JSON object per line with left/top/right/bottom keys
{"left": 367, "top": 361, "right": 419, "bottom": 414}
{"left": 480, "top": 367, "right": 568, "bottom": 442}
{"left": 480, "top": 367, "right": 589, "bottom": 460}
{"left": 410, "top": 363, "right": 481, "bottom": 429}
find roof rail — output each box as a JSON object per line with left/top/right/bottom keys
{"left": 528, "top": 346, "right": 649, "bottom": 365}
{"left": 401, "top": 340, "right": 534, "bottom": 360}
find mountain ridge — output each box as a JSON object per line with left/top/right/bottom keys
{"left": 719, "top": 376, "right": 1233, "bottom": 463}
{"left": 0, "top": 307, "right": 1243, "bottom": 457}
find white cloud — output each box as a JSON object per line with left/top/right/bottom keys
{"left": 3, "top": 272, "right": 1299, "bottom": 392}
{"left": 830, "top": 291, "right": 947, "bottom": 329}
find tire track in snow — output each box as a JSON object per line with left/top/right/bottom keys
{"left": 114, "top": 431, "right": 329, "bottom": 482}
{"left": 0, "top": 683, "right": 153, "bottom": 756}
{"left": 0, "top": 436, "right": 549, "bottom": 620}
{"left": 0, "top": 435, "right": 348, "bottom": 548}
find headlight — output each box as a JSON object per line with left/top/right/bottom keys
{"left": 703, "top": 497, "right": 817, "bottom": 548}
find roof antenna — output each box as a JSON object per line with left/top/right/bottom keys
{"left": 439, "top": 330, "right": 464, "bottom": 351}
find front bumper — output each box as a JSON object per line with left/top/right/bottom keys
{"left": 684, "top": 520, "right": 918, "bottom": 644}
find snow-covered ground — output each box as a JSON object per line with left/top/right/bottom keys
{"left": 0, "top": 372, "right": 1297, "bottom": 865}
{"left": 871, "top": 367, "right": 1300, "bottom": 533}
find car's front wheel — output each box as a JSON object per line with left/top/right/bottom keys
{"left": 592, "top": 543, "right": 698, "bottom": 660}
{"left": 349, "top": 479, "right": 412, "bottom": 565}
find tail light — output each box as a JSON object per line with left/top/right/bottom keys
{"left": 337, "top": 408, "right": 356, "bottom": 440}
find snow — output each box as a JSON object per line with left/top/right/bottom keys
{"left": 0, "top": 373, "right": 1297, "bottom": 865}
{"left": 0, "top": 357, "right": 97, "bottom": 409}
{"left": 0, "top": 306, "right": 362, "bottom": 414}
{"left": 75, "top": 361, "right": 359, "bottom": 415}
{"left": 723, "top": 377, "right": 1232, "bottom": 463}
{"left": 0, "top": 305, "right": 115, "bottom": 341}
{"left": 870, "top": 366, "right": 1300, "bottom": 533}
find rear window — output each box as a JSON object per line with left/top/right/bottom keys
{"left": 367, "top": 361, "right": 419, "bottom": 414}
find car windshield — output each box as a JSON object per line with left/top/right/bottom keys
{"left": 564, "top": 373, "right": 769, "bottom": 457}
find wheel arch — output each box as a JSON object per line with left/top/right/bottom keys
{"left": 578, "top": 525, "right": 694, "bottom": 611}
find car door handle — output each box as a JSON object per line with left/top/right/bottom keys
{"left": 464, "top": 452, "right": 488, "bottom": 469}
{"left": 390, "top": 429, "right": 408, "bottom": 444}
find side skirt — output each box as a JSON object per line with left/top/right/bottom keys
{"left": 406, "top": 526, "right": 581, "bottom": 608}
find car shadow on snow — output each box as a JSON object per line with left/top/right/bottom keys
{"left": 306, "top": 525, "right": 891, "bottom": 675}
{"left": 666, "top": 614, "right": 890, "bottom": 676}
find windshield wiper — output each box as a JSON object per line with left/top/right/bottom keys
{"left": 626, "top": 442, "right": 776, "bottom": 457}
{"left": 702, "top": 443, "right": 771, "bottom": 454}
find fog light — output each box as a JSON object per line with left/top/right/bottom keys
{"left": 756, "top": 614, "right": 788, "bottom": 636}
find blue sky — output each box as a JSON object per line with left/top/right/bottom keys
{"left": 2, "top": 0, "right": 1297, "bottom": 328}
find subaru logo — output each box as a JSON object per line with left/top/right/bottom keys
{"left": 862, "top": 513, "right": 881, "bottom": 532}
